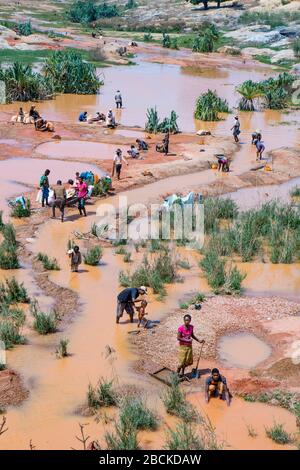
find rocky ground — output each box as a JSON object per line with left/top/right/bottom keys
{"left": 130, "top": 294, "right": 300, "bottom": 396}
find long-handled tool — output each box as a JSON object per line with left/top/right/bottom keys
{"left": 191, "top": 343, "right": 204, "bottom": 379}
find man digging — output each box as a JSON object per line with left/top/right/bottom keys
{"left": 116, "top": 286, "right": 148, "bottom": 324}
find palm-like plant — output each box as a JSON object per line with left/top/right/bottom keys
{"left": 192, "top": 24, "right": 220, "bottom": 53}
{"left": 145, "top": 108, "right": 179, "bottom": 134}
{"left": 264, "top": 87, "right": 289, "bottom": 110}
{"left": 236, "top": 80, "right": 263, "bottom": 111}
{"left": 0, "top": 62, "right": 53, "bottom": 102}
{"left": 44, "top": 50, "right": 102, "bottom": 94}
{"left": 195, "top": 90, "right": 229, "bottom": 121}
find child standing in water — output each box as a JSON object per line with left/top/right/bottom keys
{"left": 68, "top": 245, "right": 82, "bottom": 272}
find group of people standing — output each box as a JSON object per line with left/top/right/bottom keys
{"left": 39, "top": 169, "right": 88, "bottom": 222}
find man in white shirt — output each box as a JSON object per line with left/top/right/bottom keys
{"left": 112, "top": 149, "right": 128, "bottom": 180}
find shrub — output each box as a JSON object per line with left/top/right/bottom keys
{"left": 165, "top": 421, "right": 204, "bottom": 450}
{"left": 162, "top": 34, "right": 179, "bottom": 50}
{"left": 264, "top": 87, "right": 289, "bottom": 110}
{"left": 195, "top": 90, "right": 229, "bottom": 121}
{"left": 10, "top": 199, "right": 31, "bottom": 218}
{"left": 123, "top": 252, "right": 132, "bottom": 263}
{"left": 0, "top": 320, "right": 25, "bottom": 349}
{"left": 0, "top": 221, "right": 20, "bottom": 269}
{"left": 0, "top": 304, "right": 26, "bottom": 327}
{"left": 290, "top": 186, "right": 300, "bottom": 198}
{"left": 162, "top": 375, "right": 197, "bottom": 421}
{"left": 200, "top": 249, "right": 226, "bottom": 290}
{"left": 56, "top": 339, "right": 69, "bottom": 358}
{"left": 270, "top": 227, "right": 295, "bottom": 264}
{"left": 115, "top": 246, "right": 126, "bottom": 255}
{"left": 84, "top": 246, "right": 103, "bottom": 265}
{"left": 191, "top": 292, "right": 205, "bottom": 303}
{"left": 0, "top": 277, "right": 30, "bottom": 304}
{"left": 87, "top": 378, "right": 118, "bottom": 409}
{"left": 0, "top": 241, "right": 19, "bottom": 270}
{"left": 223, "top": 265, "right": 246, "bottom": 295}
{"left": 0, "top": 211, "right": 4, "bottom": 230}
{"left": 238, "top": 11, "right": 300, "bottom": 28}
{"left": 145, "top": 108, "right": 179, "bottom": 134}
{"left": 143, "top": 33, "right": 153, "bottom": 42}
{"left": 0, "top": 62, "right": 53, "bottom": 103}
{"left": 44, "top": 50, "right": 102, "bottom": 95}
{"left": 105, "top": 420, "right": 139, "bottom": 450}
{"left": 293, "top": 38, "right": 300, "bottom": 58}
{"left": 119, "top": 252, "right": 177, "bottom": 298}
{"left": 30, "top": 300, "right": 57, "bottom": 335}
{"left": 192, "top": 24, "right": 220, "bottom": 53}
{"left": 36, "top": 252, "right": 60, "bottom": 271}
{"left": 17, "top": 20, "right": 32, "bottom": 36}
{"left": 265, "top": 422, "right": 293, "bottom": 445}
{"left": 119, "top": 396, "right": 158, "bottom": 431}
{"left": 180, "top": 302, "right": 189, "bottom": 309}
{"left": 92, "top": 177, "right": 111, "bottom": 196}
{"left": 125, "top": 0, "right": 137, "bottom": 9}
{"left": 177, "top": 258, "right": 191, "bottom": 270}
{"left": 204, "top": 198, "right": 238, "bottom": 233}
{"left": 67, "top": 0, "right": 120, "bottom": 24}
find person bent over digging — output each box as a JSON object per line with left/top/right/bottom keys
{"left": 68, "top": 245, "right": 82, "bottom": 273}
{"left": 116, "top": 286, "right": 147, "bottom": 324}
{"left": 205, "top": 368, "right": 231, "bottom": 406}
{"left": 177, "top": 314, "right": 205, "bottom": 378}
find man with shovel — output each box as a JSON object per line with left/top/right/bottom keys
{"left": 177, "top": 314, "right": 205, "bottom": 378}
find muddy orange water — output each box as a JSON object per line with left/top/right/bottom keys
{"left": 1, "top": 53, "right": 300, "bottom": 139}
{"left": 218, "top": 332, "right": 271, "bottom": 369}
{"left": 36, "top": 141, "right": 129, "bottom": 161}
{"left": 1, "top": 181, "right": 298, "bottom": 450}
{"left": 1, "top": 53, "right": 300, "bottom": 449}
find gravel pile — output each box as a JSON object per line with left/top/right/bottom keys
{"left": 131, "top": 295, "right": 300, "bottom": 370}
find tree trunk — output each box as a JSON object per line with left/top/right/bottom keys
{"left": 203, "top": 1, "right": 208, "bottom": 9}
{"left": 217, "top": 0, "right": 221, "bottom": 8}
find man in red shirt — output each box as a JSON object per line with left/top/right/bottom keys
{"left": 76, "top": 177, "right": 88, "bottom": 217}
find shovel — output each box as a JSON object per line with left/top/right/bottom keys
{"left": 191, "top": 343, "right": 204, "bottom": 379}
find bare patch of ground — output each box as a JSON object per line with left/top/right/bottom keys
{"left": 130, "top": 295, "right": 300, "bottom": 396}
{"left": 0, "top": 369, "right": 29, "bottom": 408}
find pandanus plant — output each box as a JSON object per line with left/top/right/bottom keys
{"left": 0, "top": 62, "right": 53, "bottom": 102}
{"left": 194, "top": 90, "right": 229, "bottom": 121}
{"left": 44, "top": 50, "right": 102, "bottom": 95}
{"left": 192, "top": 24, "right": 220, "bottom": 53}
{"left": 145, "top": 108, "right": 179, "bottom": 134}
{"left": 236, "top": 80, "right": 263, "bottom": 111}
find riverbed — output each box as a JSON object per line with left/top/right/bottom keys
{"left": 0, "top": 44, "right": 299, "bottom": 450}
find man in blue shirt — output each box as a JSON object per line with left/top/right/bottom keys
{"left": 79, "top": 111, "right": 87, "bottom": 122}
{"left": 205, "top": 368, "right": 231, "bottom": 406}
{"left": 116, "top": 286, "right": 147, "bottom": 323}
